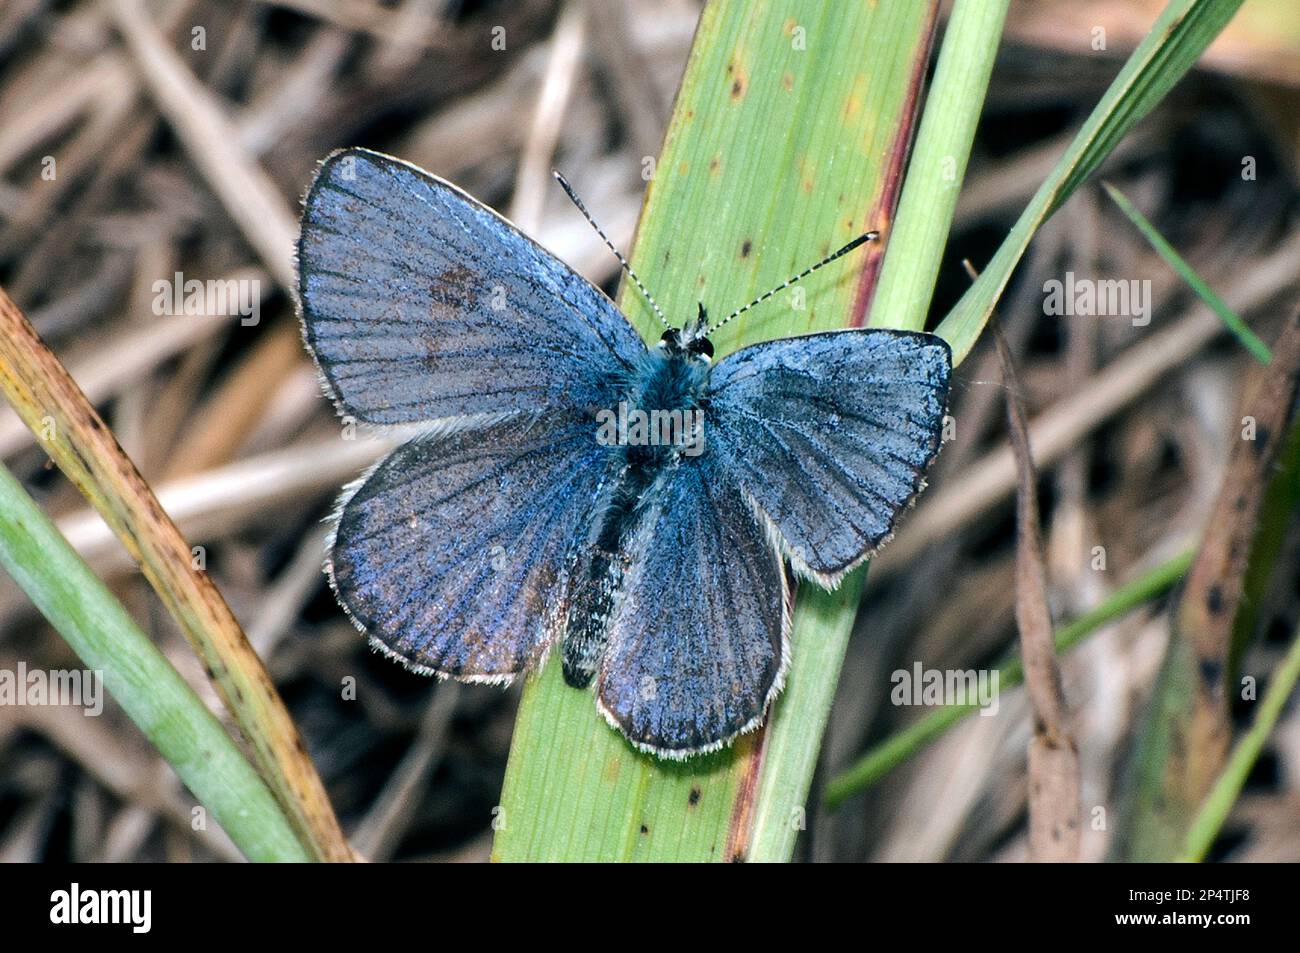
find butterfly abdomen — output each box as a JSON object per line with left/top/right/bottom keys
{"left": 562, "top": 351, "right": 708, "bottom": 688}
{"left": 561, "top": 464, "right": 656, "bottom": 688}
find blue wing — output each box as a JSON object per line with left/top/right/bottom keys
{"left": 329, "top": 412, "right": 613, "bottom": 682}
{"left": 707, "top": 329, "right": 950, "bottom": 586}
{"left": 297, "top": 148, "right": 644, "bottom": 424}
{"left": 595, "top": 457, "right": 789, "bottom": 758}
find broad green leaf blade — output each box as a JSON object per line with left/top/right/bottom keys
{"left": 935, "top": 0, "right": 1246, "bottom": 365}
{"left": 0, "top": 462, "right": 308, "bottom": 862}
{"left": 494, "top": 0, "right": 941, "bottom": 862}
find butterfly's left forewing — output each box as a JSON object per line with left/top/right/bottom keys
{"left": 298, "top": 148, "right": 644, "bottom": 426}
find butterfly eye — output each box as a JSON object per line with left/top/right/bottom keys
{"left": 659, "top": 329, "right": 682, "bottom": 351}
{"left": 688, "top": 337, "right": 714, "bottom": 361}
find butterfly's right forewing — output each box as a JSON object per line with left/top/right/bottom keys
{"left": 707, "top": 329, "right": 951, "bottom": 586}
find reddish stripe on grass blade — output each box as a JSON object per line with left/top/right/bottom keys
{"left": 849, "top": 2, "right": 940, "bottom": 329}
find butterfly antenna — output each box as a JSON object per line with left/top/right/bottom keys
{"left": 704, "top": 231, "right": 880, "bottom": 337}
{"left": 553, "top": 171, "right": 670, "bottom": 330}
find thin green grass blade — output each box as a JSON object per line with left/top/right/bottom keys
{"left": 1181, "top": 617, "right": 1300, "bottom": 861}
{"left": 494, "top": 0, "right": 941, "bottom": 862}
{"left": 935, "top": 0, "right": 1247, "bottom": 365}
{"left": 0, "top": 288, "right": 346, "bottom": 861}
{"left": 824, "top": 547, "right": 1193, "bottom": 807}
{"left": 1102, "top": 181, "right": 1271, "bottom": 364}
{"left": 0, "top": 462, "right": 308, "bottom": 862}
{"left": 1111, "top": 295, "right": 1300, "bottom": 859}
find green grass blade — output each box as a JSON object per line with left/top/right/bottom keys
{"left": 0, "top": 288, "right": 347, "bottom": 861}
{"left": 494, "top": 0, "right": 941, "bottom": 862}
{"left": 1181, "top": 618, "right": 1300, "bottom": 861}
{"left": 824, "top": 546, "right": 1194, "bottom": 807}
{"left": 935, "top": 0, "right": 1247, "bottom": 365}
{"left": 750, "top": 0, "right": 1012, "bottom": 862}
{"left": 0, "top": 462, "right": 308, "bottom": 862}
{"left": 1102, "top": 181, "right": 1271, "bottom": 363}
{"left": 1115, "top": 404, "right": 1300, "bottom": 860}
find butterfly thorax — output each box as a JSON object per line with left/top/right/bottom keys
{"left": 628, "top": 344, "right": 710, "bottom": 453}
{"left": 636, "top": 343, "right": 711, "bottom": 403}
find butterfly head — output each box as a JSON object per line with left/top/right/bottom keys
{"left": 658, "top": 303, "right": 715, "bottom": 364}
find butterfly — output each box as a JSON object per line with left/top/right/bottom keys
{"left": 296, "top": 148, "right": 951, "bottom": 759}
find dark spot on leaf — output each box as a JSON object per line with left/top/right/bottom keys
{"left": 688, "top": 786, "right": 701, "bottom": 807}
{"left": 640, "top": 824, "right": 648, "bottom": 835}
{"left": 1199, "top": 657, "right": 1223, "bottom": 687}
{"left": 1206, "top": 584, "right": 1224, "bottom": 614}
{"left": 741, "top": 240, "right": 752, "bottom": 258}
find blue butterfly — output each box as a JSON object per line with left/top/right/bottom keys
{"left": 296, "top": 148, "right": 950, "bottom": 759}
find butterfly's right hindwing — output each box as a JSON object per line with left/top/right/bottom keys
{"left": 594, "top": 456, "right": 789, "bottom": 758}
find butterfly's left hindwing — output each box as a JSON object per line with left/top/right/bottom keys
{"left": 330, "top": 412, "right": 613, "bottom": 683}
{"left": 707, "top": 329, "right": 951, "bottom": 585}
